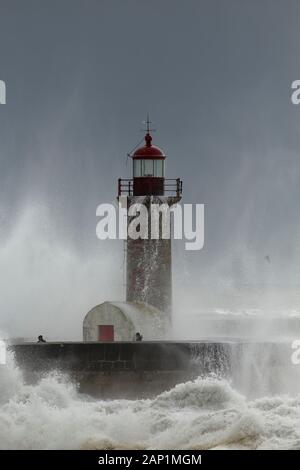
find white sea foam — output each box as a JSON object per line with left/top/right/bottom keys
{"left": 1, "top": 352, "right": 300, "bottom": 450}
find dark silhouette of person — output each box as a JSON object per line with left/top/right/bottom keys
{"left": 135, "top": 332, "right": 143, "bottom": 342}
{"left": 37, "top": 335, "right": 46, "bottom": 343}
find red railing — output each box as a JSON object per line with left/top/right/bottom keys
{"left": 118, "top": 178, "right": 182, "bottom": 198}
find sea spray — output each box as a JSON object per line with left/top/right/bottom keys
{"left": 1, "top": 351, "right": 300, "bottom": 449}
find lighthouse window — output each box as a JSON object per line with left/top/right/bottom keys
{"left": 154, "top": 160, "right": 164, "bottom": 177}
{"left": 133, "top": 160, "right": 142, "bottom": 177}
{"left": 134, "top": 159, "right": 164, "bottom": 177}
{"left": 143, "top": 160, "right": 154, "bottom": 176}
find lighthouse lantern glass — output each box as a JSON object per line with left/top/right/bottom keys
{"left": 133, "top": 160, "right": 142, "bottom": 177}
{"left": 154, "top": 160, "right": 164, "bottom": 177}
{"left": 143, "top": 160, "right": 153, "bottom": 176}
{"left": 133, "top": 159, "right": 164, "bottom": 178}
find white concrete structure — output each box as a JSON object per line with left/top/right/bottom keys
{"left": 83, "top": 301, "right": 169, "bottom": 341}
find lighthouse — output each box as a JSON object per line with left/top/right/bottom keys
{"left": 83, "top": 119, "right": 182, "bottom": 341}
{"left": 119, "top": 120, "right": 182, "bottom": 315}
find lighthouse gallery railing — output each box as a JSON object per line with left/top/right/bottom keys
{"left": 118, "top": 178, "right": 183, "bottom": 198}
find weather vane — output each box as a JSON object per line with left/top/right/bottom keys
{"left": 142, "top": 114, "right": 156, "bottom": 133}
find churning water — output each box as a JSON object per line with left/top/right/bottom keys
{"left": 1, "top": 350, "right": 300, "bottom": 450}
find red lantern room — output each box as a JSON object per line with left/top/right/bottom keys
{"left": 118, "top": 118, "right": 182, "bottom": 199}
{"left": 132, "top": 132, "right": 166, "bottom": 196}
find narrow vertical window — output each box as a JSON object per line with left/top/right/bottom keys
{"left": 143, "top": 160, "right": 154, "bottom": 176}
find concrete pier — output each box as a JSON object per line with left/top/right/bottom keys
{"left": 8, "top": 341, "right": 295, "bottom": 399}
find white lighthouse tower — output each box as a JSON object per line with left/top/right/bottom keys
{"left": 119, "top": 119, "right": 182, "bottom": 315}
{"left": 83, "top": 119, "right": 182, "bottom": 341}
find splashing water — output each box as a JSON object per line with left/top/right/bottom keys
{"left": 1, "top": 352, "right": 300, "bottom": 450}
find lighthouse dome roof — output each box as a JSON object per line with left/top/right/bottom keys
{"left": 132, "top": 133, "right": 166, "bottom": 160}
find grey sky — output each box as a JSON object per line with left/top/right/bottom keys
{"left": 1, "top": 0, "right": 300, "bottom": 337}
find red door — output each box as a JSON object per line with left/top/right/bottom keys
{"left": 98, "top": 325, "right": 114, "bottom": 342}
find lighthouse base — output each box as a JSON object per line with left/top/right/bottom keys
{"left": 9, "top": 340, "right": 296, "bottom": 399}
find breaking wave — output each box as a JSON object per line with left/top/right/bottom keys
{"left": 1, "top": 353, "right": 300, "bottom": 449}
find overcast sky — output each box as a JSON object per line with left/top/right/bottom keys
{"left": 1, "top": 1, "right": 300, "bottom": 337}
